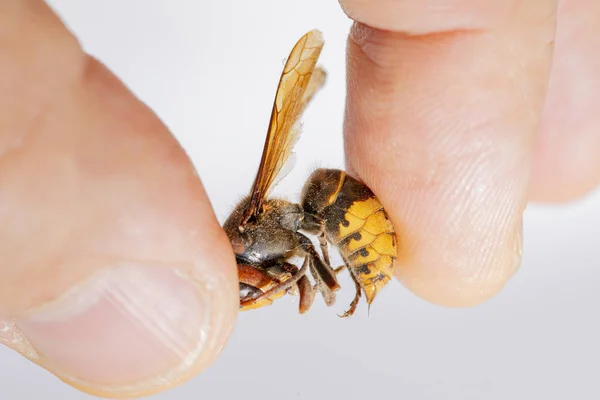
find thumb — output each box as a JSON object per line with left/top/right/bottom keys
{"left": 0, "top": 1, "right": 238, "bottom": 398}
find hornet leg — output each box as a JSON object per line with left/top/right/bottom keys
{"left": 239, "top": 258, "right": 309, "bottom": 309}
{"left": 334, "top": 258, "right": 362, "bottom": 318}
{"left": 318, "top": 232, "right": 331, "bottom": 267}
{"left": 279, "top": 262, "right": 316, "bottom": 314}
{"left": 297, "top": 233, "right": 340, "bottom": 306}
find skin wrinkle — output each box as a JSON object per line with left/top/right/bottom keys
{"left": 473, "top": 186, "right": 521, "bottom": 285}
{"left": 350, "top": 24, "right": 485, "bottom": 72}
{"left": 426, "top": 135, "right": 525, "bottom": 287}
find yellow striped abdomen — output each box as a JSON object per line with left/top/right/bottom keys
{"left": 331, "top": 196, "right": 396, "bottom": 303}
{"left": 301, "top": 169, "right": 397, "bottom": 304}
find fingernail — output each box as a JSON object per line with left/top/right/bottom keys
{"left": 12, "top": 263, "right": 211, "bottom": 392}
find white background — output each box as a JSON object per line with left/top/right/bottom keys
{"left": 2, "top": 1, "right": 599, "bottom": 399}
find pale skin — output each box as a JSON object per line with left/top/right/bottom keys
{"left": 0, "top": 0, "right": 598, "bottom": 398}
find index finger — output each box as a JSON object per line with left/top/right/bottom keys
{"left": 340, "top": 1, "right": 557, "bottom": 306}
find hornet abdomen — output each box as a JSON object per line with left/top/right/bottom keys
{"left": 301, "top": 169, "right": 397, "bottom": 304}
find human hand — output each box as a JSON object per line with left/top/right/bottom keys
{"left": 1, "top": 0, "right": 598, "bottom": 399}
{"left": 1, "top": 1, "right": 238, "bottom": 398}
{"left": 339, "top": 0, "right": 599, "bottom": 306}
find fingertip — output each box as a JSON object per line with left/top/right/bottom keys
{"left": 2, "top": 230, "right": 238, "bottom": 398}
{"left": 393, "top": 214, "right": 524, "bottom": 307}
{"left": 342, "top": 2, "right": 555, "bottom": 307}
